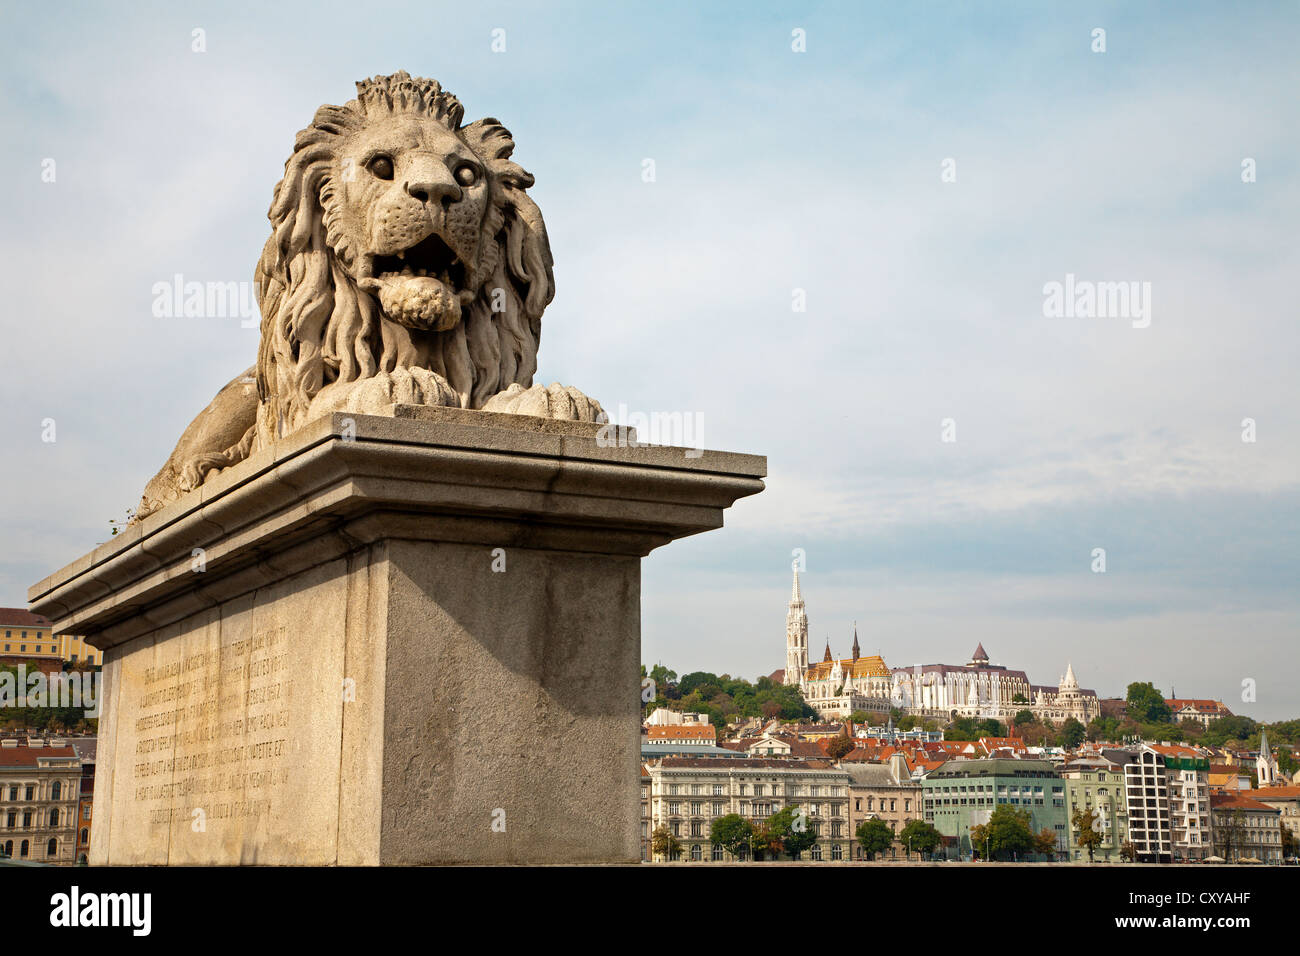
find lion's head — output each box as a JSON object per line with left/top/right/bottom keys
{"left": 253, "top": 71, "right": 554, "bottom": 447}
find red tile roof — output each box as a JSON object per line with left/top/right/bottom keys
{"left": 1253, "top": 786, "right": 1300, "bottom": 799}
{"left": 0, "top": 745, "right": 76, "bottom": 767}
{"left": 647, "top": 725, "right": 716, "bottom": 741}
{"left": 659, "top": 757, "right": 834, "bottom": 771}
{"left": 1210, "top": 792, "right": 1279, "bottom": 812}
{"left": 0, "top": 609, "right": 52, "bottom": 628}
{"left": 1148, "top": 743, "right": 1204, "bottom": 758}
{"left": 1166, "top": 698, "right": 1232, "bottom": 714}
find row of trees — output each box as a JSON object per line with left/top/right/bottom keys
{"left": 642, "top": 665, "right": 818, "bottom": 732}
{"left": 970, "top": 805, "right": 1061, "bottom": 861}
{"left": 650, "top": 812, "right": 943, "bottom": 862}
{"left": 0, "top": 663, "right": 98, "bottom": 734}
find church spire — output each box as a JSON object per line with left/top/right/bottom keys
{"left": 784, "top": 567, "right": 809, "bottom": 686}
{"left": 823, "top": 638, "right": 833, "bottom": 663}
{"left": 851, "top": 622, "right": 860, "bottom": 661}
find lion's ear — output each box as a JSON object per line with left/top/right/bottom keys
{"left": 462, "top": 119, "right": 534, "bottom": 189}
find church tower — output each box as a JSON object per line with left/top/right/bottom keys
{"left": 785, "top": 569, "right": 809, "bottom": 685}
{"left": 1258, "top": 729, "right": 1279, "bottom": 787}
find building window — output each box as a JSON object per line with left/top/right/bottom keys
{"left": 24, "top": 786, "right": 33, "bottom": 801}
{"left": 811, "top": 844, "right": 823, "bottom": 861}
{"left": 690, "top": 844, "right": 702, "bottom": 861}
{"left": 711, "top": 844, "right": 723, "bottom": 861}
{"left": 48, "top": 809, "right": 59, "bottom": 828}
{"left": 51, "top": 781, "right": 61, "bottom": 801}
{"left": 5, "top": 811, "right": 13, "bottom": 827}
{"left": 47, "top": 838, "right": 57, "bottom": 857}
{"left": 832, "top": 843, "right": 843, "bottom": 860}
{"left": 19, "top": 840, "right": 28, "bottom": 858}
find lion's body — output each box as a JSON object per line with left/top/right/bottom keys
{"left": 135, "top": 72, "right": 600, "bottom": 521}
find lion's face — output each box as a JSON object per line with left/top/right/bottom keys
{"left": 329, "top": 115, "right": 492, "bottom": 332}
{"left": 254, "top": 72, "right": 556, "bottom": 446}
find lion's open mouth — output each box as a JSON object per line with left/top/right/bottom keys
{"left": 360, "top": 232, "right": 470, "bottom": 332}
{"left": 371, "top": 232, "right": 467, "bottom": 290}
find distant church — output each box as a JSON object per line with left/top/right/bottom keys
{"left": 782, "top": 570, "right": 894, "bottom": 719}
{"left": 781, "top": 569, "right": 1099, "bottom": 724}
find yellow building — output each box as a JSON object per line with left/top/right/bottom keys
{"left": 0, "top": 609, "right": 101, "bottom": 666}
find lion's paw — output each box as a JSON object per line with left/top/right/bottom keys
{"left": 338, "top": 368, "right": 461, "bottom": 415}
{"left": 481, "top": 383, "right": 605, "bottom": 422}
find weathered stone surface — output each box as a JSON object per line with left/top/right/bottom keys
{"left": 31, "top": 408, "right": 765, "bottom": 864}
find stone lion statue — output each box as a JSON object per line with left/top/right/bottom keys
{"left": 136, "top": 72, "right": 602, "bottom": 520}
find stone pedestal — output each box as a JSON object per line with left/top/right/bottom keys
{"left": 29, "top": 406, "right": 764, "bottom": 864}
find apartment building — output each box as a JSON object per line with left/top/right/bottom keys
{"left": 843, "top": 752, "right": 922, "bottom": 860}
{"left": 1150, "top": 744, "right": 1212, "bottom": 861}
{"left": 0, "top": 608, "right": 101, "bottom": 667}
{"left": 1253, "top": 786, "right": 1300, "bottom": 847}
{"left": 1060, "top": 755, "right": 1129, "bottom": 862}
{"left": 0, "top": 738, "right": 81, "bottom": 864}
{"left": 1103, "top": 747, "right": 1172, "bottom": 863}
{"left": 1210, "top": 792, "right": 1283, "bottom": 864}
{"left": 647, "top": 757, "right": 852, "bottom": 862}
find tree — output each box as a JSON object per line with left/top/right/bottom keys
{"left": 1126, "top": 682, "right": 1171, "bottom": 724}
{"left": 709, "top": 814, "right": 754, "bottom": 860}
{"left": 1120, "top": 840, "right": 1138, "bottom": 862}
{"left": 856, "top": 818, "right": 894, "bottom": 861}
{"left": 766, "top": 806, "right": 818, "bottom": 859}
{"left": 650, "top": 825, "right": 681, "bottom": 861}
{"left": 946, "top": 716, "right": 1007, "bottom": 741}
{"left": 748, "top": 819, "right": 782, "bottom": 860}
{"left": 1060, "top": 717, "right": 1087, "bottom": 749}
{"left": 1014, "top": 709, "right": 1036, "bottom": 726}
{"left": 899, "top": 819, "right": 941, "bottom": 860}
{"left": 826, "top": 733, "right": 854, "bottom": 760}
{"left": 1071, "top": 806, "right": 1104, "bottom": 862}
{"left": 1034, "top": 827, "right": 1060, "bottom": 860}
{"left": 970, "top": 805, "right": 1036, "bottom": 861}
{"left": 1087, "top": 716, "right": 1120, "bottom": 742}
{"left": 849, "top": 710, "right": 871, "bottom": 724}
{"left": 1281, "top": 823, "right": 1297, "bottom": 860}
{"left": 1216, "top": 810, "right": 1247, "bottom": 863}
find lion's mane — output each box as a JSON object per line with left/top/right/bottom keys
{"left": 251, "top": 72, "right": 554, "bottom": 449}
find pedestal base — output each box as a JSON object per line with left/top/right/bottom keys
{"left": 29, "top": 405, "right": 764, "bottom": 864}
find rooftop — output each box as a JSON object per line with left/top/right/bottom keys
{"left": 0, "top": 608, "right": 52, "bottom": 628}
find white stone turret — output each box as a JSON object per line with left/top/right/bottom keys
{"left": 785, "top": 568, "right": 808, "bottom": 685}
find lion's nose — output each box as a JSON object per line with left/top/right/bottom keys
{"left": 405, "top": 173, "right": 460, "bottom": 206}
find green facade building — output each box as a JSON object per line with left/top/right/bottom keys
{"left": 922, "top": 758, "right": 1068, "bottom": 860}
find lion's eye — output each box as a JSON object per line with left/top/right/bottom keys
{"left": 454, "top": 164, "right": 477, "bottom": 187}
{"left": 368, "top": 155, "right": 395, "bottom": 180}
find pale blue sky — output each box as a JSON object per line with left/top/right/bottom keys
{"left": 1, "top": 2, "right": 1296, "bottom": 717}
